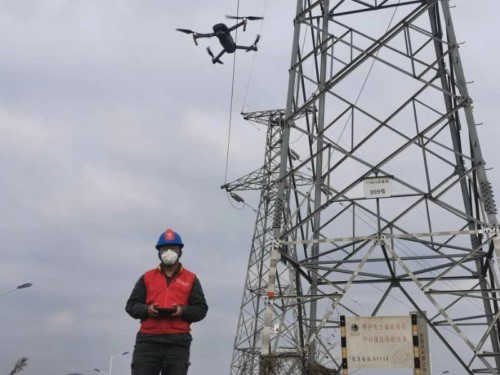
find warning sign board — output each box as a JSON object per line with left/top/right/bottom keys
{"left": 344, "top": 316, "right": 414, "bottom": 369}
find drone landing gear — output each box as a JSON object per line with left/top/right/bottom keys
{"left": 207, "top": 47, "right": 224, "bottom": 64}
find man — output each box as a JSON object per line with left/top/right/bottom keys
{"left": 126, "top": 228, "right": 208, "bottom": 375}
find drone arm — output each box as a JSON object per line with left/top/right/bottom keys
{"left": 234, "top": 34, "right": 260, "bottom": 52}
{"left": 192, "top": 32, "right": 215, "bottom": 46}
{"left": 213, "top": 49, "right": 226, "bottom": 64}
{"left": 195, "top": 32, "right": 215, "bottom": 38}
{"left": 228, "top": 20, "right": 247, "bottom": 32}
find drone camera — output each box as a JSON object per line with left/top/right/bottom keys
{"left": 192, "top": 34, "right": 199, "bottom": 46}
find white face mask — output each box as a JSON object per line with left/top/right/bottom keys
{"left": 160, "top": 249, "right": 179, "bottom": 265}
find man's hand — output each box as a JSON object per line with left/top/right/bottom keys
{"left": 148, "top": 303, "right": 160, "bottom": 318}
{"left": 171, "top": 304, "right": 183, "bottom": 318}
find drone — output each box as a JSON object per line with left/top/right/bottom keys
{"left": 176, "top": 15, "right": 263, "bottom": 64}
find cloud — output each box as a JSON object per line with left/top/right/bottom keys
{"left": 0, "top": 1, "right": 498, "bottom": 374}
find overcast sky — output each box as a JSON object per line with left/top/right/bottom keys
{"left": 0, "top": 1, "right": 498, "bottom": 375}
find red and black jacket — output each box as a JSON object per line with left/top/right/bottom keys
{"left": 126, "top": 264, "right": 208, "bottom": 336}
{"left": 141, "top": 266, "right": 195, "bottom": 334}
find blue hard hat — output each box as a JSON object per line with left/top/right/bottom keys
{"left": 156, "top": 228, "right": 184, "bottom": 250}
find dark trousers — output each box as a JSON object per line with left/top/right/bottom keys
{"left": 131, "top": 341, "right": 190, "bottom": 375}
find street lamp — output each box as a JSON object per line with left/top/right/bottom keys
{"left": 95, "top": 351, "right": 129, "bottom": 375}
{"left": 0, "top": 283, "right": 33, "bottom": 296}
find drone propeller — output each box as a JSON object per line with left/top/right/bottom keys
{"left": 176, "top": 28, "right": 195, "bottom": 34}
{"left": 226, "top": 16, "right": 263, "bottom": 31}
{"left": 176, "top": 28, "right": 199, "bottom": 45}
{"left": 206, "top": 47, "right": 223, "bottom": 64}
{"left": 225, "top": 15, "right": 264, "bottom": 21}
{"left": 246, "top": 34, "right": 261, "bottom": 52}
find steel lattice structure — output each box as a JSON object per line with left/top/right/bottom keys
{"left": 225, "top": 1, "right": 500, "bottom": 374}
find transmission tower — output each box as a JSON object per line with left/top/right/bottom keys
{"left": 226, "top": 1, "right": 500, "bottom": 374}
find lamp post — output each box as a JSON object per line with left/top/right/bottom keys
{"left": 95, "top": 351, "right": 129, "bottom": 375}
{"left": 0, "top": 283, "right": 33, "bottom": 296}
{"left": 109, "top": 351, "right": 129, "bottom": 375}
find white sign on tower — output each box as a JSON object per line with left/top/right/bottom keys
{"left": 363, "top": 176, "right": 393, "bottom": 198}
